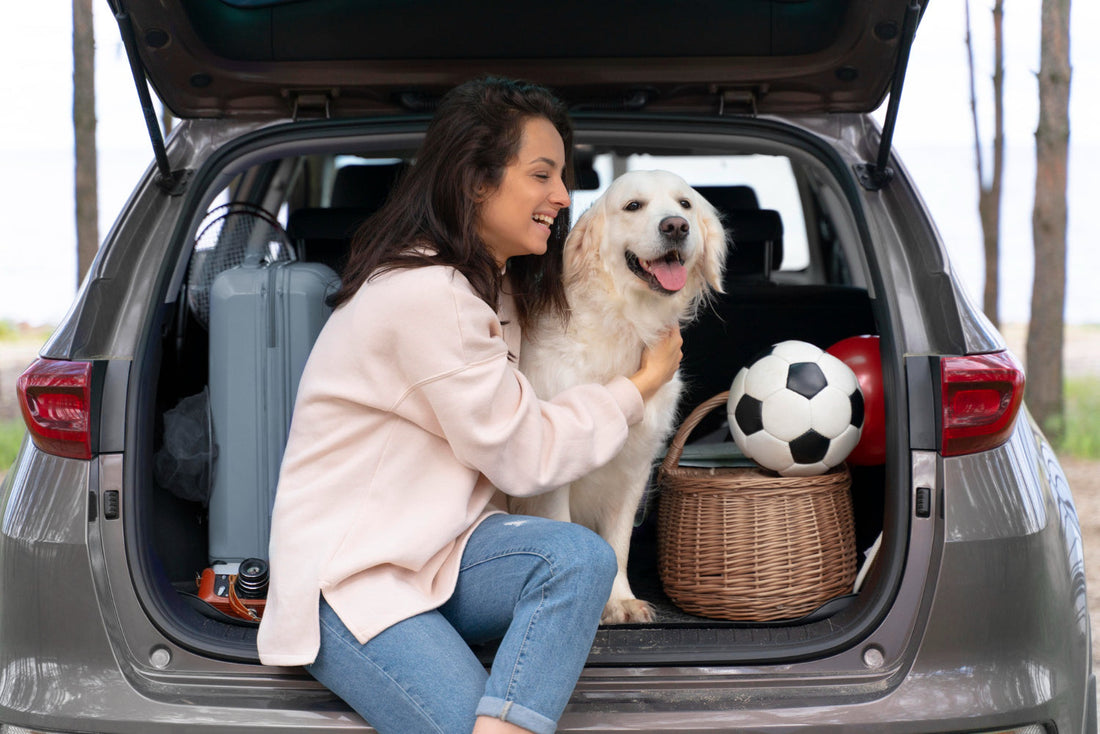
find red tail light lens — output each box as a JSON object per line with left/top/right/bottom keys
{"left": 941, "top": 350, "right": 1025, "bottom": 456}
{"left": 16, "top": 358, "right": 94, "bottom": 460}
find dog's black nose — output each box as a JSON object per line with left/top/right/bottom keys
{"left": 660, "top": 216, "right": 689, "bottom": 241}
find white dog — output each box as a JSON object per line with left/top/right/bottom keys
{"left": 512, "top": 170, "right": 728, "bottom": 624}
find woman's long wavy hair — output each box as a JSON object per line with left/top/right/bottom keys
{"left": 328, "top": 77, "right": 574, "bottom": 330}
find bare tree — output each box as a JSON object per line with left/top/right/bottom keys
{"left": 73, "top": 0, "right": 99, "bottom": 284}
{"left": 965, "top": 0, "right": 1005, "bottom": 327}
{"left": 1026, "top": 0, "right": 1071, "bottom": 438}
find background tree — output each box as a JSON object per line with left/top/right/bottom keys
{"left": 1026, "top": 0, "right": 1071, "bottom": 438}
{"left": 73, "top": 0, "right": 98, "bottom": 284}
{"left": 965, "top": 0, "right": 1005, "bottom": 327}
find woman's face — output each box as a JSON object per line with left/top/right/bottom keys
{"left": 477, "top": 116, "right": 570, "bottom": 267}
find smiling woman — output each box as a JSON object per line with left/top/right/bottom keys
{"left": 323, "top": 78, "right": 576, "bottom": 331}
{"left": 476, "top": 118, "right": 570, "bottom": 267}
{"left": 257, "top": 77, "right": 684, "bottom": 734}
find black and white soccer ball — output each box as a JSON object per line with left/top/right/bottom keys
{"left": 727, "top": 340, "right": 864, "bottom": 477}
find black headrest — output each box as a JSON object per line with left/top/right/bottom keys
{"left": 331, "top": 163, "right": 405, "bottom": 208}
{"left": 723, "top": 209, "right": 784, "bottom": 283}
{"left": 572, "top": 149, "right": 601, "bottom": 191}
{"left": 286, "top": 207, "right": 374, "bottom": 275}
{"left": 287, "top": 207, "right": 372, "bottom": 242}
{"left": 694, "top": 185, "right": 760, "bottom": 214}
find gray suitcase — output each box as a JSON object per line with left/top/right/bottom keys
{"left": 207, "top": 259, "right": 339, "bottom": 565}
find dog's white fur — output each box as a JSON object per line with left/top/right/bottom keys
{"left": 511, "top": 170, "right": 728, "bottom": 624}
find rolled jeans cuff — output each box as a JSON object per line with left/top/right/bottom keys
{"left": 476, "top": 695, "right": 557, "bottom": 734}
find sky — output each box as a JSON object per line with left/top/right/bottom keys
{"left": 0, "top": 1, "right": 1097, "bottom": 326}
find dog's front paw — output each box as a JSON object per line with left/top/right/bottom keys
{"left": 601, "top": 598, "right": 656, "bottom": 624}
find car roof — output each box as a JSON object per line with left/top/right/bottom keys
{"left": 109, "top": 0, "right": 929, "bottom": 119}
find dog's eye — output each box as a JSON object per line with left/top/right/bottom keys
{"left": 679, "top": 199, "right": 692, "bottom": 209}
{"left": 623, "top": 201, "right": 642, "bottom": 212}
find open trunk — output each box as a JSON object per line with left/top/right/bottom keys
{"left": 136, "top": 112, "right": 904, "bottom": 665}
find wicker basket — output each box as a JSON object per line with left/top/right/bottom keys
{"left": 657, "top": 392, "right": 857, "bottom": 622}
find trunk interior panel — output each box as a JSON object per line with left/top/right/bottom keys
{"left": 140, "top": 119, "right": 898, "bottom": 665}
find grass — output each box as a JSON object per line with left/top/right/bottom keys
{"left": 0, "top": 319, "right": 49, "bottom": 479}
{"left": 0, "top": 319, "right": 53, "bottom": 344}
{"left": 0, "top": 417, "right": 26, "bottom": 477}
{"left": 1059, "top": 377, "right": 1100, "bottom": 460}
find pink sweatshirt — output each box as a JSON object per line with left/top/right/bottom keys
{"left": 256, "top": 265, "right": 644, "bottom": 666}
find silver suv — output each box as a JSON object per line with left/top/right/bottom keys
{"left": 3, "top": 0, "right": 1093, "bottom": 732}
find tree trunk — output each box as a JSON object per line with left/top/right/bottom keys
{"left": 1026, "top": 0, "right": 1071, "bottom": 439}
{"left": 984, "top": 0, "right": 1005, "bottom": 327}
{"left": 966, "top": 0, "right": 1005, "bottom": 328}
{"left": 73, "top": 0, "right": 99, "bottom": 285}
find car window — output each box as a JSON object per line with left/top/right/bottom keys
{"left": 198, "top": 148, "right": 857, "bottom": 290}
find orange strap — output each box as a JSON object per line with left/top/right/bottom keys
{"left": 227, "top": 575, "right": 262, "bottom": 622}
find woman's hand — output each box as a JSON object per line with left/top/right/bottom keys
{"left": 629, "top": 326, "right": 683, "bottom": 402}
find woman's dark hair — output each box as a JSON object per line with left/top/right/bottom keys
{"left": 328, "top": 77, "right": 574, "bottom": 330}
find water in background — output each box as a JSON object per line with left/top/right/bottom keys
{"left": 898, "top": 141, "right": 1099, "bottom": 326}
{"left": 0, "top": 146, "right": 151, "bottom": 326}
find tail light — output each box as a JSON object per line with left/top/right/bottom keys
{"left": 940, "top": 350, "right": 1025, "bottom": 456}
{"left": 16, "top": 358, "right": 94, "bottom": 460}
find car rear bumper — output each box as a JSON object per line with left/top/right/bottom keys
{"left": 1, "top": 436, "right": 1091, "bottom": 734}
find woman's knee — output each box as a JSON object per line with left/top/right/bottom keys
{"left": 543, "top": 521, "right": 617, "bottom": 588}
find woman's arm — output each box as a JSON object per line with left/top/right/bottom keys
{"left": 384, "top": 270, "right": 679, "bottom": 498}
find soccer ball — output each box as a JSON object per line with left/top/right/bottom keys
{"left": 727, "top": 340, "right": 864, "bottom": 477}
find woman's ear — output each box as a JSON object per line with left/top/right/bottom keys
{"left": 472, "top": 168, "right": 501, "bottom": 204}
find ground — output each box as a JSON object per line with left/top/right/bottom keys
{"left": 3, "top": 326, "right": 1100, "bottom": 667}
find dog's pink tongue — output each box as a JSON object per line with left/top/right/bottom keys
{"left": 648, "top": 260, "right": 687, "bottom": 291}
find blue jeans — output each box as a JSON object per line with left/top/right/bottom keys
{"left": 306, "top": 513, "right": 618, "bottom": 734}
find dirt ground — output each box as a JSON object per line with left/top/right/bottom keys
{"left": 3, "top": 325, "right": 1100, "bottom": 668}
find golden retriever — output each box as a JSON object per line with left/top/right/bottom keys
{"left": 512, "top": 170, "right": 728, "bottom": 623}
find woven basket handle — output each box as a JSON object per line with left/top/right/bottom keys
{"left": 660, "top": 391, "right": 730, "bottom": 473}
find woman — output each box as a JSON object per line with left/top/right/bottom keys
{"left": 257, "top": 77, "right": 682, "bottom": 734}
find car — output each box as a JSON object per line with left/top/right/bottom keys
{"left": 2, "top": 0, "right": 1093, "bottom": 732}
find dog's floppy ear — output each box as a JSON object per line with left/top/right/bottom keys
{"left": 563, "top": 201, "right": 605, "bottom": 280}
{"left": 697, "top": 200, "right": 729, "bottom": 294}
